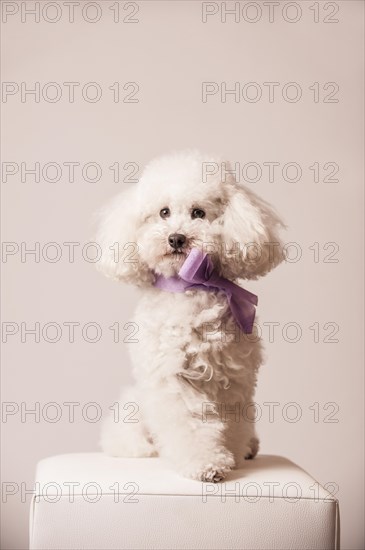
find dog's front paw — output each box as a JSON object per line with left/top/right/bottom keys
{"left": 182, "top": 451, "right": 235, "bottom": 483}
{"left": 198, "top": 464, "right": 230, "bottom": 483}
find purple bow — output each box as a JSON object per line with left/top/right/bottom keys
{"left": 154, "top": 249, "right": 258, "bottom": 334}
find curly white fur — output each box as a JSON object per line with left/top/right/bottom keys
{"left": 96, "top": 150, "right": 285, "bottom": 482}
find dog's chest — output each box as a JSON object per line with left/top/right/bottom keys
{"left": 141, "top": 288, "right": 230, "bottom": 326}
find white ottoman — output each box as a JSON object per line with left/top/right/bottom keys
{"left": 30, "top": 453, "right": 339, "bottom": 550}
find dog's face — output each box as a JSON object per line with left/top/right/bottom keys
{"left": 135, "top": 156, "right": 226, "bottom": 278}
{"left": 96, "top": 151, "right": 285, "bottom": 284}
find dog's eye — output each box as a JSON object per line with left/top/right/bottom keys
{"left": 160, "top": 207, "right": 170, "bottom": 219}
{"left": 191, "top": 208, "right": 206, "bottom": 219}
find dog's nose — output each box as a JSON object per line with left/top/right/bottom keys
{"left": 168, "top": 233, "right": 186, "bottom": 250}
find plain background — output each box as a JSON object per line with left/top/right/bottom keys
{"left": 1, "top": 1, "right": 364, "bottom": 548}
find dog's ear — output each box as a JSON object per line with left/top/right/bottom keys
{"left": 217, "top": 179, "right": 285, "bottom": 280}
{"left": 95, "top": 186, "right": 152, "bottom": 286}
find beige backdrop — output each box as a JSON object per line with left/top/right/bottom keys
{"left": 1, "top": 1, "right": 364, "bottom": 548}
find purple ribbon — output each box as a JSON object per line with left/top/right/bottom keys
{"left": 154, "top": 249, "right": 258, "bottom": 334}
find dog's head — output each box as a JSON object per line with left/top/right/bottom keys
{"left": 96, "top": 151, "right": 285, "bottom": 285}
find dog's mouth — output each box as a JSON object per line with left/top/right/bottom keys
{"left": 154, "top": 250, "right": 186, "bottom": 277}
{"left": 161, "top": 249, "right": 189, "bottom": 265}
{"left": 164, "top": 247, "right": 190, "bottom": 258}
{"left": 170, "top": 250, "right": 186, "bottom": 255}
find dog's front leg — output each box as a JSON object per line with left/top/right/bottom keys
{"left": 144, "top": 375, "right": 234, "bottom": 482}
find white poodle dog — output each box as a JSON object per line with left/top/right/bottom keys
{"left": 96, "top": 150, "right": 284, "bottom": 482}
